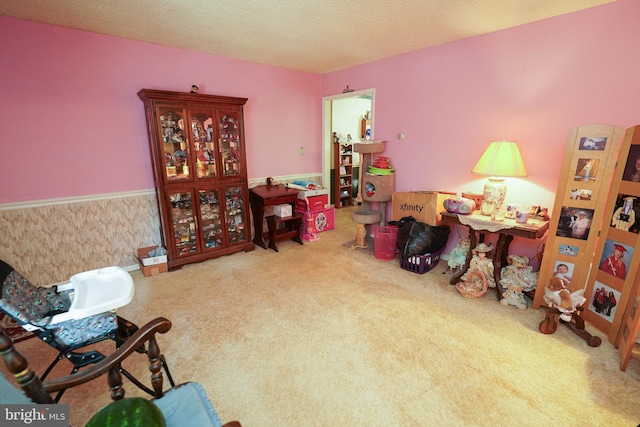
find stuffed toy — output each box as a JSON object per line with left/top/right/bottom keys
{"left": 500, "top": 254, "right": 538, "bottom": 293}
{"left": 500, "top": 282, "right": 527, "bottom": 310}
{"left": 543, "top": 277, "right": 586, "bottom": 322}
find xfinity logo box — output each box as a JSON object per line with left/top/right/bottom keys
{"left": 391, "top": 191, "right": 455, "bottom": 226}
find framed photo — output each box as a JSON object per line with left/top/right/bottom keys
{"left": 578, "top": 136, "right": 607, "bottom": 151}
{"left": 574, "top": 158, "right": 599, "bottom": 182}
{"left": 622, "top": 145, "right": 640, "bottom": 182}
{"left": 556, "top": 207, "right": 594, "bottom": 240}
{"left": 569, "top": 188, "right": 592, "bottom": 200}
{"left": 552, "top": 261, "right": 575, "bottom": 285}
{"left": 599, "top": 239, "right": 633, "bottom": 280}
{"left": 610, "top": 193, "right": 639, "bottom": 233}
{"left": 558, "top": 244, "right": 579, "bottom": 257}
{"left": 589, "top": 281, "right": 620, "bottom": 321}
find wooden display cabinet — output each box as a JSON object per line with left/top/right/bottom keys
{"left": 334, "top": 144, "right": 353, "bottom": 208}
{"left": 138, "top": 89, "right": 254, "bottom": 270}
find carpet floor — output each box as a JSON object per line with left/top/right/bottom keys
{"left": 0, "top": 313, "right": 34, "bottom": 343}
{"left": 4, "top": 206, "right": 640, "bottom": 426}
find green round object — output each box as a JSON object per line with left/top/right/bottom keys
{"left": 367, "top": 166, "right": 394, "bottom": 175}
{"left": 85, "top": 397, "right": 166, "bottom": 427}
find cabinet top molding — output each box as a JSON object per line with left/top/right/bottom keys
{"left": 137, "top": 89, "right": 247, "bottom": 105}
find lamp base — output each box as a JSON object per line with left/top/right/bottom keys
{"left": 481, "top": 177, "right": 507, "bottom": 215}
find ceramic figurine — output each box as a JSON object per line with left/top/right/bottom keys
{"left": 500, "top": 254, "right": 538, "bottom": 293}
{"left": 500, "top": 282, "right": 527, "bottom": 310}
{"left": 447, "top": 237, "right": 471, "bottom": 273}
{"left": 461, "top": 243, "right": 496, "bottom": 288}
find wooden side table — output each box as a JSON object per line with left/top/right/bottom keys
{"left": 249, "top": 185, "right": 301, "bottom": 249}
{"left": 440, "top": 211, "right": 549, "bottom": 300}
{"left": 266, "top": 213, "right": 304, "bottom": 252}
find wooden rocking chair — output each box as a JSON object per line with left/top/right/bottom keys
{"left": 0, "top": 317, "right": 241, "bottom": 427}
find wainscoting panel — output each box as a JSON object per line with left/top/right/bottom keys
{"left": 0, "top": 174, "right": 323, "bottom": 285}
{"left": 0, "top": 191, "right": 161, "bottom": 285}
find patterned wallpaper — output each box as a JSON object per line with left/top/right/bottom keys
{"left": 0, "top": 174, "right": 323, "bottom": 286}
{"left": 0, "top": 191, "right": 161, "bottom": 285}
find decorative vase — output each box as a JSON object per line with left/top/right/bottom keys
{"left": 481, "top": 177, "right": 507, "bottom": 213}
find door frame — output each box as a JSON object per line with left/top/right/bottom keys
{"left": 322, "top": 88, "right": 375, "bottom": 198}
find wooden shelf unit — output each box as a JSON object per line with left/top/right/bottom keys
{"left": 334, "top": 146, "right": 353, "bottom": 208}
{"left": 138, "top": 89, "right": 254, "bottom": 270}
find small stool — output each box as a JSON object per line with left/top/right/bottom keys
{"left": 266, "top": 213, "right": 303, "bottom": 252}
{"left": 351, "top": 209, "right": 382, "bottom": 249}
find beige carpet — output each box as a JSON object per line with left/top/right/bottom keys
{"left": 5, "top": 206, "right": 640, "bottom": 426}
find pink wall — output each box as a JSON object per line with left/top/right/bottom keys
{"left": 0, "top": 17, "right": 322, "bottom": 203}
{"left": 3, "top": 0, "right": 640, "bottom": 260}
{"left": 322, "top": 0, "right": 640, "bottom": 258}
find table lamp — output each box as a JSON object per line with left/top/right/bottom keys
{"left": 472, "top": 141, "right": 527, "bottom": 215}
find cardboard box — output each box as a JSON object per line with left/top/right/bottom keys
{"left": 297, "top": 188, "right": 329, "bottom": 198}
{"left": 391, "top": 191, "right": 455, "bottom": 226}
{"left": 300, "top": 207, "right": 335, "bottom": 235}
{"left": 295, "top": 194, "right": 329, "bottom": 213}
{"left": 273, "top": 204, "right": 293, "bottom": 217}
{"left": 136, "top": 246, "right": 168, "bottom": 277}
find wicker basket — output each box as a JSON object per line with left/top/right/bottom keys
{"left": 455, "top": 271, "right": 488, "bottom": 298}
{"left": 400, "top": 249, "right": 442, "bottom": 274}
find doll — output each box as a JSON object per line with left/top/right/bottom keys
{"left": 447, "top": 237, "right": 471, "bottom": 273}
{"left": 500, "top": 254, "right": 538, "bottom": 293}
{"left": 461, "top": 243, "right": 496, "bottom": 288}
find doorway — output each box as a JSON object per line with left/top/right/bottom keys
{"left": 322, "top": 89, "right": 375, "bottom": 206}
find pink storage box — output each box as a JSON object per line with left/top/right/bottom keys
{"left": 298, "top": 207, "right": 335, "bottom": 234}
{"left": 295, "top": 194, "right": 329, "bottom": 213}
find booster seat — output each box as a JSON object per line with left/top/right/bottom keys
{"left": 0, "top": 260, "right": 173, "bottom": 400}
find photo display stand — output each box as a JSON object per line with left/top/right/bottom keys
{"left": 533, "top": 125, "right": 625, "bottom": 313}
{"left": 592, "top": 125, "right": 640, "bottom": 370}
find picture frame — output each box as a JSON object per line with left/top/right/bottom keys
{"left": 552, "top": 260, "right": 575, "bottom": 285}
{"left": 598, "top": 239, "right": 633, "bottom": 280}
{"left": 569, "top": 188, "right": 592, "bottom": 200}
{"left": 578, "top": 136, "right": 607, "bottom": 151}
{"left": 558, "top": 244, "right": 579, "bottom": 257}
{"left": 622, "top": 144, "right": 640, "bottom": 182}
{"left": 610, "top": 193, "right": 639, "bottom": 233}
{"left": 556, "top": 206, "right": 595, "bottom": 240}
{"left": 574, "top": 158, "right": 599, "bottom": 182}
{"left": 588, "top": 281, "right": 621, "bottom": 321}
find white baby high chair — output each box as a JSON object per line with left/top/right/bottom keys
{"left": 0, "top": 260, "right": 174, "bottom": 401}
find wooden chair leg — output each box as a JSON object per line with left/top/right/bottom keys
{"left": 291, "top": 216, "right": 303, "bottom": 245}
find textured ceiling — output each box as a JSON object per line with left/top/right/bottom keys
{"left": 0, "top": 0, "right": 616, "bottom": 73}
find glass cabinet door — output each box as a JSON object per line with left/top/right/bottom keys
{"left": 169, "top": 190, "right": 198, "bottom": 257}
{"left": 198, "top": 189, "right": 223, "bottom": 249}
{"left": 224, "top": 186, "right": 247, "bottom": 244}
{"left": 158, "top": 107, "right": 191, "bottom": 181}
{"left": 218, "top": 111, "right": 243, "bottom": 177}
{"left": 190, "top": 111, "right": 217, "bottom": 179}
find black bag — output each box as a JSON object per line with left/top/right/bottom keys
{"left": 397, "top": 216, "right": 450, "bottom": 259}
